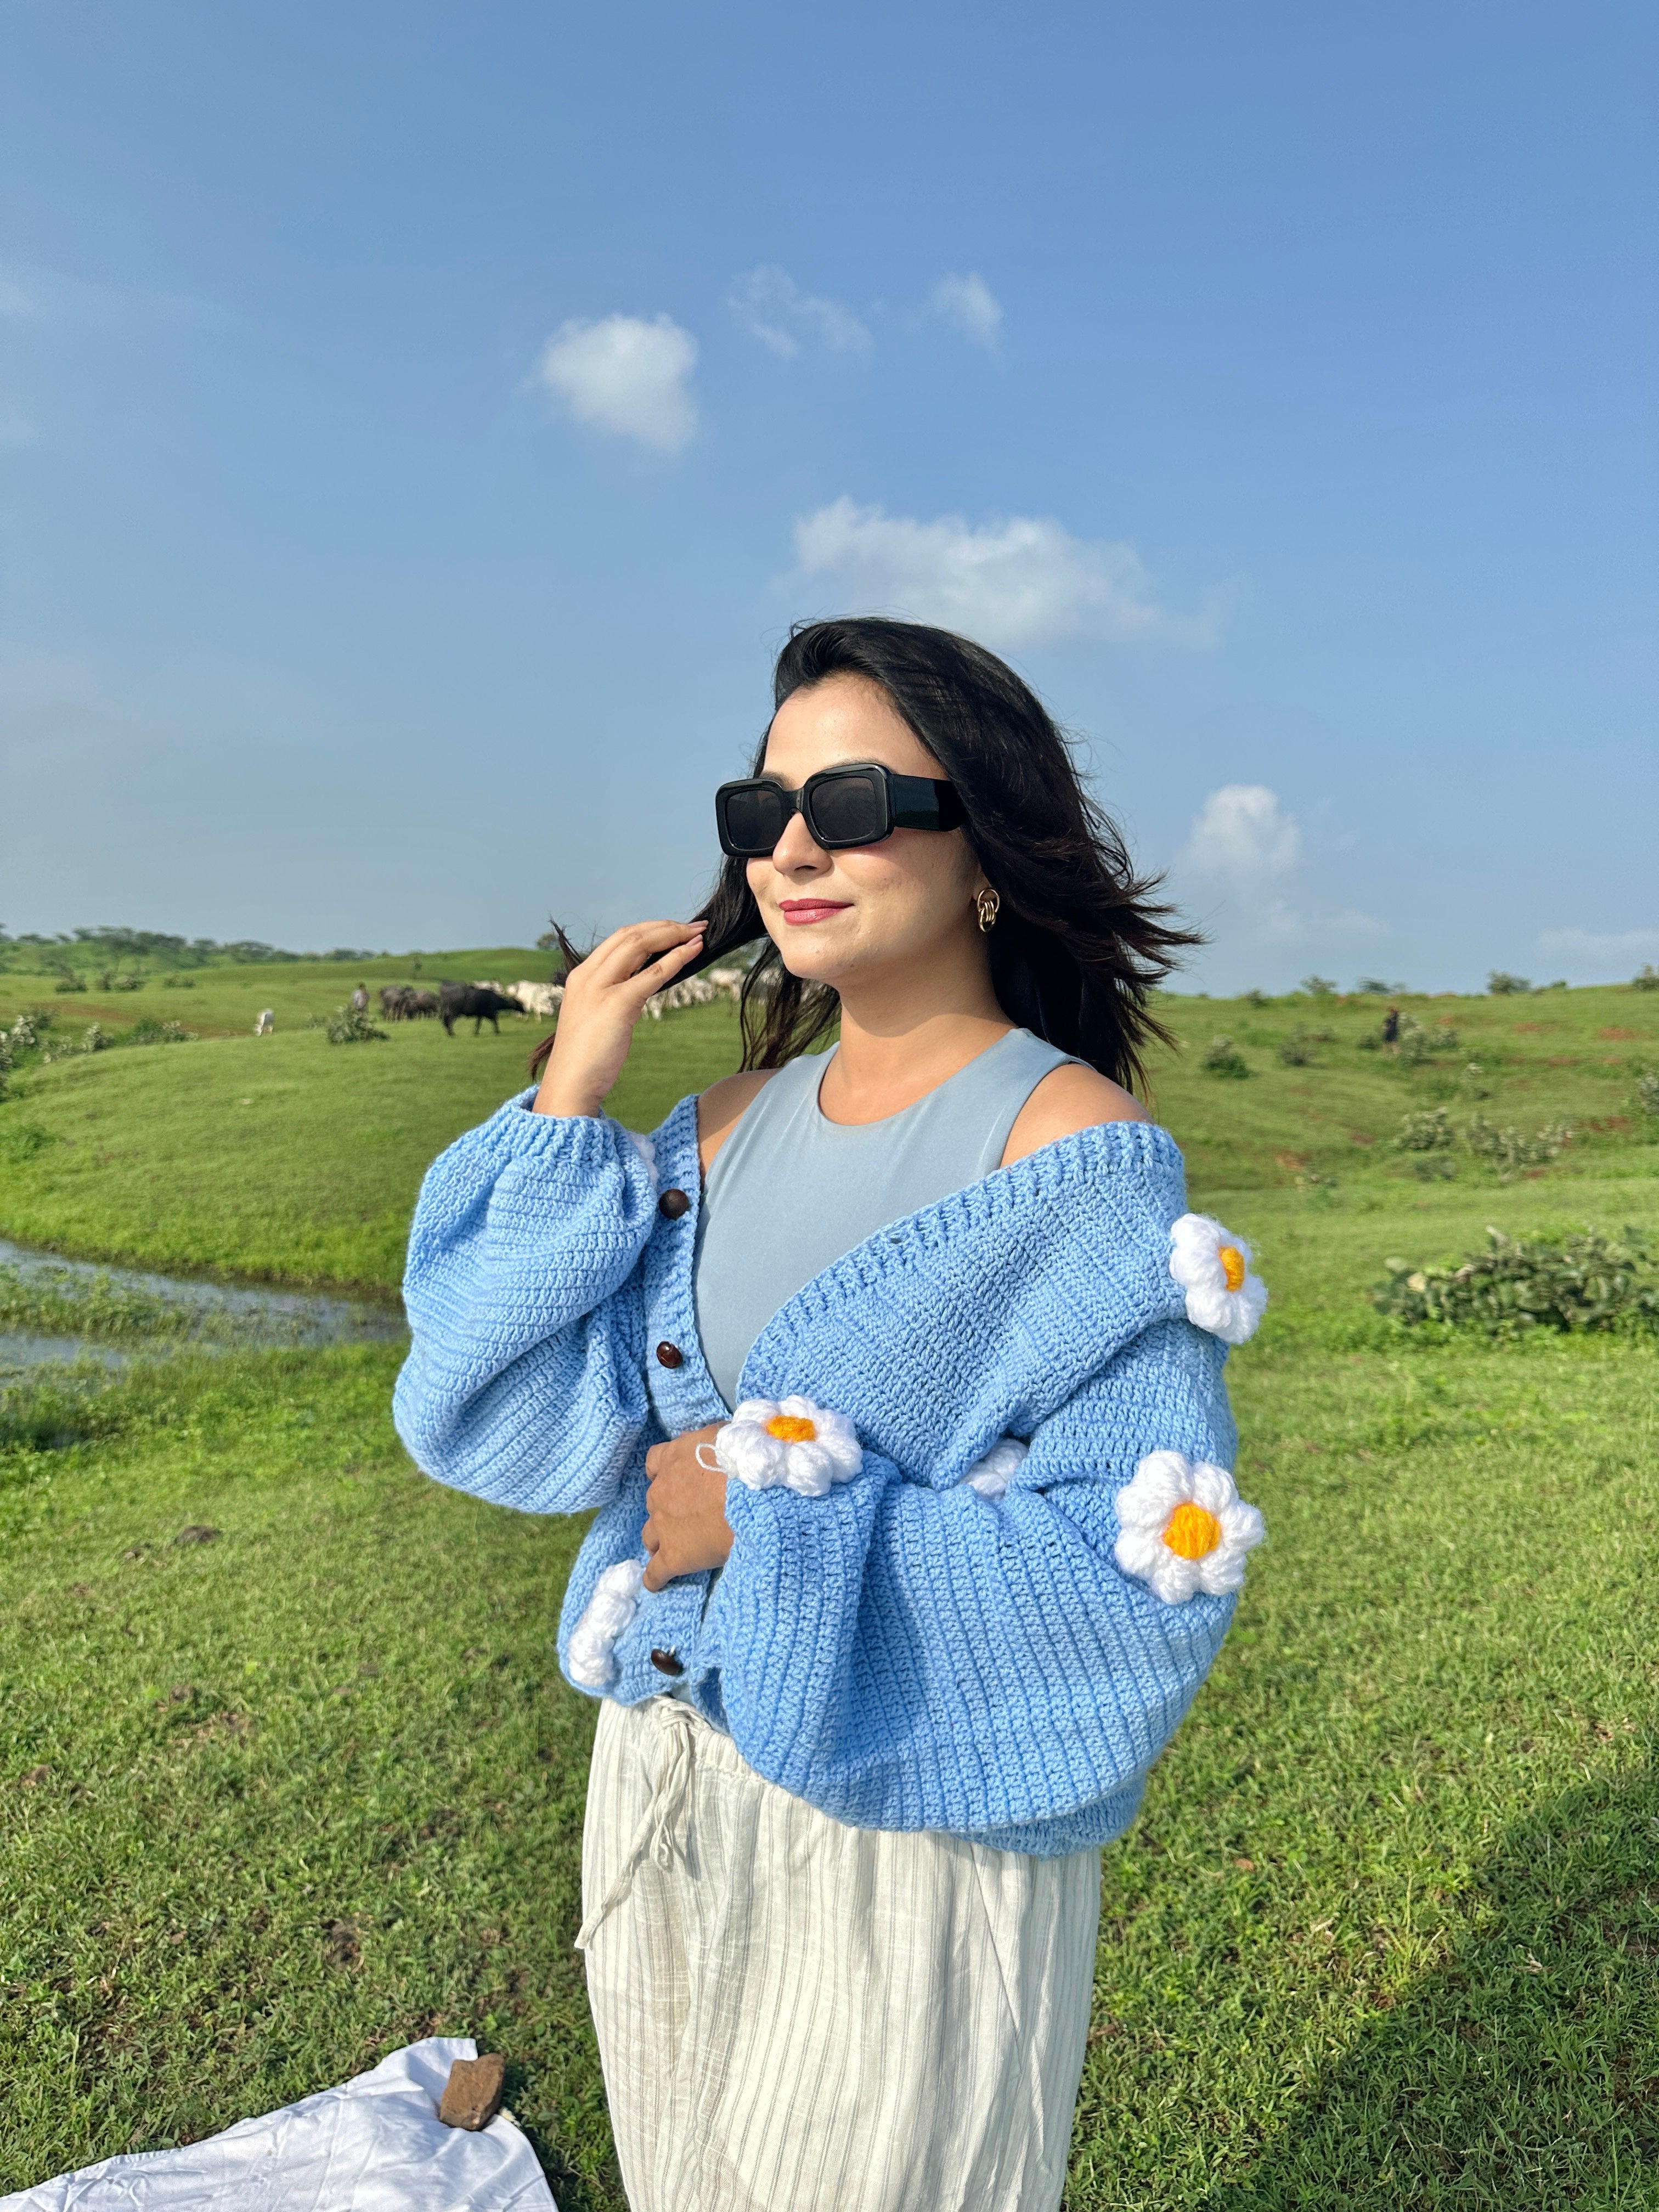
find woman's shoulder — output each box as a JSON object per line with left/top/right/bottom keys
{"left": 1000, "top": 1062, "right": 1151, "bottom": 1168}
{"left": 696, "top": 1067, "right": 779, "bottom": 1176}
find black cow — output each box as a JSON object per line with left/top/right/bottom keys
{"left": 439, "top": 982, "right": 523, "bottom": 1036}
{"left": 407, "top": 990, "right": 440, "bottom": 1019}
{"left": 380, "top": 985, "right": 415, "bottom": 1020}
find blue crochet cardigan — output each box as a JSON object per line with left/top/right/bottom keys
{"left": 394, "top": 1086, "right": 1243, "bottom": 1858}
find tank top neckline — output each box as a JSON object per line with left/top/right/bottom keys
{"left": 796, "top": 1025, "right": 1032, "bottom": 1137}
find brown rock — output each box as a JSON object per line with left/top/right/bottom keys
{"left": 439, "top": 2053, "right": 506, "bottom": 2131}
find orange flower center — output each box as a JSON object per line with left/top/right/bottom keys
{"left": 1164, "top": 1502, "right": 1223, "bottom": 1559}
{"left": 766, "top": 1414, "right": 817, "bottom": 1443}
{"left": 1218, "top": 1244, "right": 1246, "bottom": 1292}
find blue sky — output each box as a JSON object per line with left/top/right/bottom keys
{"left": 4, "top": 1, "right": 1654, "bottom": 990}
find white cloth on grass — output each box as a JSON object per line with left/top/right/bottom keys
{"left": 0, "top": 2037, "right": 555, "bottom": 2212}
{"left": 579, "top": 1695, "right": 1102, "bottom": 2212}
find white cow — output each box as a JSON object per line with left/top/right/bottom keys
{"left": 255, "top": 1008, "right": 274, "bottom": 1035}
{"left": 512, "top": 981, "right": 565, "bottom": 1018}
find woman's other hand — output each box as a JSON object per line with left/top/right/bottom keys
{"left": 533, "top": 919, "right": 706, "bottom": 1118}
{"left": 642, "top": 1423, "right": 733, "bottom": 1590}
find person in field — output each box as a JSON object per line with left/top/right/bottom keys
{"left": 394, "top": 618, "right": 1267, "bottom": 2212}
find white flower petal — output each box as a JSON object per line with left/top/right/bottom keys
{"left": 568, "top": 1557, "right": 644, "bottom": 1688}
{"left": 960, "top": 1435, "right": 1028, "bottom": 1502}
{"left": 782, "top": 1441, "right": 836, "bottom": 1497}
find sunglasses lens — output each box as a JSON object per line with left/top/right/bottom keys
{"left": 807, "top": 771, "right": 886, "bottom": 847}
{"left": 721, "top": 783, "right": 789, "bottom": 854}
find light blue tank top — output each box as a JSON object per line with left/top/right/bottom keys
{"left": 693, "top": 1028, "right": 1077, "bottom": 1412}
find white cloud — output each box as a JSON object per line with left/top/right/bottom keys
{"left": 1178, "top": 786, "right": 1389, "bottom": 948}
{"left": 793, "top": 498, "right": 1168, "bottom": 650}
{"left": 1180, "top": 785, "right": 1301, "bottom": 893}
{"left": 534, "top": 314, "right": 698, "bottom": 452}
{"left": 1537, "top": 926, "right": 1659, "bottom": 970}
{"left": 927, "top": 272, "right": 1002, "bottom": 346}
{"left": 730, "top": 267, "right": 871, "bottom": 358}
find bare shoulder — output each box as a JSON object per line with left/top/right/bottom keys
{"left": 1000, "top": 1062, "right": 1151, "bottom": 1168}
{"left": 697, "top": 1069, "right": 776, "bottom": 1176}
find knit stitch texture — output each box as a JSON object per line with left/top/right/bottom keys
{"left": 394, "top": 1087, "right": 1243, "bottom": 1857}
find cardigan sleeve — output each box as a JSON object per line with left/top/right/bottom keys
{"left": 709, "top": 1316, "right": 1243, "bottom": 1837}
{"left": 391, "top": 1090, "right": 659, "bottom": 1514}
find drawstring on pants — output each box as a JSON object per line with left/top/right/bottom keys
{"left": 575, "top": 1698, "right": 701, "bottom": 1951}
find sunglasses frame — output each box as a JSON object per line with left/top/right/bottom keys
{"left": 714, "top": 761, "right": 967, "bottom": 858}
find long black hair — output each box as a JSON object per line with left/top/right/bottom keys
{"left": 541, "top": 617, "right": 1198, "bottom": 1097}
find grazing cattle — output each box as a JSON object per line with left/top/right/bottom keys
{"left": 380, "top": 985, "right": 415, "bottom": 1020}
{"left": 407, "top": 990, "right": 439, "bottom": 1018}
{"left": 439, "top": 982, "right": 524, "bottom": 1035}
{"left": 254, "top": 1008, "right": 274, "bottom": 1036}
{"left": 512, "top": 980, "right": 565, "bottom": 1018}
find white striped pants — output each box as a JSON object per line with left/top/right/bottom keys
{"left": 577, "top": 1695, "right": 1101, "bottom": 2212}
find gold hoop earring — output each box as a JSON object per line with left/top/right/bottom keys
{"left": 975, "top": 887, "right": 1001, "bottom": 934}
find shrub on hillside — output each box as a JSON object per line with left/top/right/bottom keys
{"left": 1201, "top": 1035, "right": 1250, "bottom": 1079}
{"left": 1374, "top": 1228, "right": 1659, "bottom": 1338}
{"left": 325, "top": 1003, "right": 388, "bottom": 1045}
{"left": 128, "top": 1018, "right": 195, "bottom": 1046}
{"left": 1397, "top": 1014, "right": 1460, "bottom": 1066}
{"left": 161, "top": 975, "right": 196, "bottom": 990}
{"left": 1487, "top": 971, "right": 1533, "bottom": 995}
{"left": 1630, "top": 964, "right": 1659, "bottom": 991}
{"left": 1397, "top": 1107, "right": 1454, "bottom": 1153}
{"left": 1276, "top": 1024, "right": 1335, "bottom": 1065}
{"left": 41, "top": 1024, "right": 114, "bottom": 1064}
{"left": 1634, "top": 1068, "right": 1659, "bottom": 1119}
{"left": 1463, "top": 1114, "right": 1572, "bottom": 1180}
{"left": 1298, "top": 975, "right": 1338, "bottom": 998}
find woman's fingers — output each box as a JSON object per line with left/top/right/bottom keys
{"left": 584, "top": 919, "right": 702, "bottom": 988}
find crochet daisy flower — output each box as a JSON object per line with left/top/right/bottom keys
{"left": 567, "top": 1557, "right": 644, "bottom": 1689}
{"left": 714, "top": 1396, "right": 863, "bottom": 1498}
{"left": 1113, "top": 1450, "right": 1265, "bottom": 1604}
{"left": 1169, "top": 1213, "right": 1268, "bottom": 1344}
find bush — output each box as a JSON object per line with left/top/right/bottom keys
{"left": 1396, "top": 1014, "right": 1460, "bottom": 1066}
{"left": 1463, "top": 1114, "right": 1572, "bottom": 1180}
{"left": 1632, "top": 964, "right": 1659, "bottom": 992}
{"left": 1243, "top": 988, "right": 1271, "bottom": 1007}
{"left": 161, "top": 975, "right": 196, "bottom": 990}
{"left": 1635, "top": 1068, "right": 1659, "bottom": 1119}
{"left": 325, "top": 1003, "right": 388, "bottom": 1045}
{"left": 127, "top": 1018, "right": 195, "bottom": 1046}
{"left": 1200, "top": 1035, "right": 1250, "bottom": 1079}
{"left": 1397, "top": 1107, "right": 1454, "bottom": 1152}
{"left": 1374, "top": 1228, "right": 1659, "bottom": 1338}
{"left": 41, "top": 1023, "right": 114, "bottom": 1064}
{"left": 1487, "top": 971, "right": 1533, "bottom": 995}
{"left": 1276, "top": 1024, "right": 1334, "bottom": 1066}
{"left": 1298, "top": 975, "right": 1338, "bottom": 998}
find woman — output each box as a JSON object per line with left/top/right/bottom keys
{"left": 394, "top": 618, "right": 1267, "bottom": 2212}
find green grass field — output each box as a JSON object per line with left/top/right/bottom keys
{"left": 2, "top": 960, "right": 1657, "bottom": 2204}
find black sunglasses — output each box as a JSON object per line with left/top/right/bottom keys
{"left": 715, "top": 761, "right": 966, "bottom": 857}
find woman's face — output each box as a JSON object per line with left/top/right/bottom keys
{"left": 748, "top": 674, "right": 986, "bottom": 990}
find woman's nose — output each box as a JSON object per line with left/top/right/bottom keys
{"left": 770, "top": 808, "right": 827, "bottom": 871}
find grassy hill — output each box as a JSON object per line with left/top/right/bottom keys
{"left": 1, "top": 963, "right": 1657, "bottom": 2205}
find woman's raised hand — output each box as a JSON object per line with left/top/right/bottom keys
{"left": 533, "top": 919, "right": 706, "bottom": 1118}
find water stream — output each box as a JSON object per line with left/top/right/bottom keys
{"left": 0, "top": 1237, "right": 405, "bottom": 1378}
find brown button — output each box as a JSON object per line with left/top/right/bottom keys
{"left": 655, "top": 1340, "right": 684, "bottom": 1369}
{"left": 658, "top": 1187, "right": 691, "bottom": 1220}
{"left": 649, "top": 1648, "right": 685, "bottom": 1677}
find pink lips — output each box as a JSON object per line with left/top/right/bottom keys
{"left": 778, "top": 900, "right": 851, "bottom": 927}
